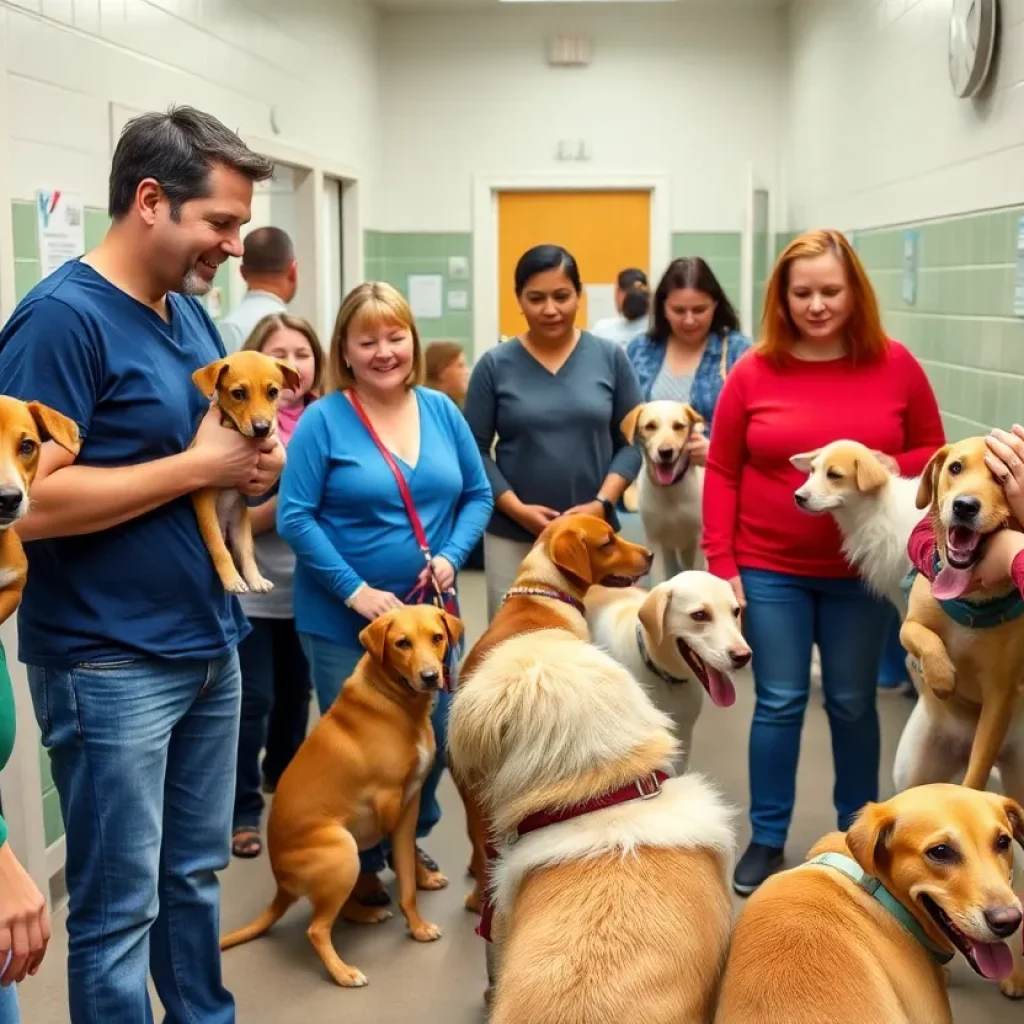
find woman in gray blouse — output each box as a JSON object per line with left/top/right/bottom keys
{"left": 464, "top": 244, "right": 643, "bottom": 617}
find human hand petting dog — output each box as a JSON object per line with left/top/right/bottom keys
{"left": 513, "top": 502, "right": 561, "bottom": 536}
{"left": 686, "top": 430, "right": 710, "bottom": 467}
{"left": 350, "top": 585, "right": 403, "bottom": 621}
{"left": 191, "top": 404, "right": 261, "bottom": 488}
{"left": 969, "top": 426, "right": 1024, "bottom": 589}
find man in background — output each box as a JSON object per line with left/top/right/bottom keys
{"left": 219, "top": 226, "right": 297, "bottom": 352}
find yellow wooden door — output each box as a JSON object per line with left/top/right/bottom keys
{"left": 497, "top": 190, "right": 651, "bottom": 339}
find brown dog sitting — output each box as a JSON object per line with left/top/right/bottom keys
{"left": 0, "top": 397, "right": 80, "bottom": 625}
{"left": 715, "top": 784, "right": 1024, "bottom": 1024}
{"left": 191, "top": 350, "right": 300, "bottom": 594}
{"left": 220, "top": 603, "right": 463, "bottom": 988}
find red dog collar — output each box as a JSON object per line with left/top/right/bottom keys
{"left": 503, "top": 586, "right": 586, "bottom": 616}
{"left": 475, "top": 771, "right": 670, "bottom": 942}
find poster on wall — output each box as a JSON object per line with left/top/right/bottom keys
{"left": 901, "top": 230, "right": 919, "bottom": 306}
{"left": 36, "top": 190, "right": 84, "bottom": 279}
{"left": 1014, "top": 217, "right": 1024, "bottom": 318}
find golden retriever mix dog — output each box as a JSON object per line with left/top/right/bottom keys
{"left": 456, "top": 513, "right": 653, "bottom": 913}
{"left": 450, "top": 630, "right": 735, "bottom": 1024}
{"left": 221, "top": 604, "right": 463, "bottom": 988}
{"left": 898, "top": 438, "right": 1024, "bottom": 796}
{"left": 585, "top": 571, "right": 750, "bottom": 773}
{"left": 715, "top": 784, "right": 1024, "bottom": 1024}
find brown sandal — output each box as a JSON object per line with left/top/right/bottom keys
{"left": 231, "top": 828, "right": 262, "bottom": 859}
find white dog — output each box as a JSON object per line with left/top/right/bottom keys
{"left": 621, "top": 401, "right": 705, "bottom": 583}
{"left": 585, "top": 571, "right": 750, "bottom": 772}
{"left": 791, "top": 440, "right": 921, "bottom": 614}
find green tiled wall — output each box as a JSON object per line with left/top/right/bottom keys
{"left": 670, "top": 232, "right": 742, "bottom": 324}
{"left": 855, "top": 209, "right": 1024, "bottom": 441}
{"left": 364, "top": 231, "right": 474, "bottom": 353}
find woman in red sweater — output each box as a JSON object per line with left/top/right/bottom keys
{"left": 703, "top": 229, "right": 944, "bottom": 895}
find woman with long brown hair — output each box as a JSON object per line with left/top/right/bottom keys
{"left": 703, "top": 229, "right": 944, "bottom": 896}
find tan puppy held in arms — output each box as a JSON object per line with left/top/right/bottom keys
{"left": 220, "top": 604, "right": 463, "bottom": 988}
{"left": 191, "top": 350, "right": 300, "bottom": 594}
{"left": 0, "top": 397, "right": 80, "bottom": 625}
{"left": 791, "top": 440, "right": 921, "bottom": 614}
{"left": 585, "top": 571, "right": 750, "bottom": 772}
{"left": 621, "top": 401, "right": 705, "bottom": 580}
{"left": 715, "top": 784, "right": 1024, "bottom": 1024}
{"left": 898, "top": 438, "right": 1024, "bottom": 794}
{"left": 455, "top": 513, "right": 653, "bottom": 915}
{"left": 450, "top": 631, "right": 734, "bottom": 1024}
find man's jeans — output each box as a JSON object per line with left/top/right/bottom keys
{"left": 29, "top": 654, "right": 241, "bottom": 1024}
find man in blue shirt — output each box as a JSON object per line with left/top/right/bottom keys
{"left": 0, "top": 107, "right": 282, "bottom": 1023}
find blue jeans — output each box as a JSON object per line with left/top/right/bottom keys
{"left": 298, "top": 632, "right": 448, "bottom": 874}
{"left": 0, "top": 979, "right": 19, "bottom": 1023}
{"left": 29, "top": 654, "right": 240, "bottom": 1024}
{"left": 740, "top": 570, "right": 890, "bottom": 848}
{"left": 234, "top": 618, "right": 311, "bottom": 831}
{"left": 878, "top": 604, "right": 910, "bottom": 687}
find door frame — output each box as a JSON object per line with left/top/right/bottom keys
{"left": 472, "top": 172, "right": 670, "bottom": 357}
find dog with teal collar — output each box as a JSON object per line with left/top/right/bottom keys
{"left": 715, "top": 784, "right": 1024, "bottom": 1023}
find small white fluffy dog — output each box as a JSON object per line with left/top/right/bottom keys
{"left": 448, "top": 630, "right": 735, "bottom": 1024}
{"left": 621, "top": 401, "right": 705, "bottom": 582}
{"left": 791, "top": 440, "right": 921, "bottom": 614}
{"left": 585, "top": 571, "right": 751, "bottom": 772}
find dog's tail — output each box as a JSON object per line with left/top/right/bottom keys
{"left": 220, "top": 888, "right": 296, "bottom": 951}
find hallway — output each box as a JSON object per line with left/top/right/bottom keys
{"left": 20, "top": 569, "right": 1021, "bottom": 1023}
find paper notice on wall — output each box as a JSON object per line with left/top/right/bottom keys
{"left": 36, "top": 190, "right": 85, "bottom": 279}
{"left": 1014, "top": 217, "right": 1024, "bottom": 318}
{"left": 408, "top": 274, "right": 444, "bottom": 320}
{"left": 587, "top": 284, "right": 617, "bottom": 329}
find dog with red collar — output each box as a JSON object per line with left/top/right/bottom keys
{"left": 449, "top": 628, "right": 735, "bottom": 1024}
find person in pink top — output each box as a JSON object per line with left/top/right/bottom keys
{"left": 230, "top": 313, "right": 323, "bottom": 858}
{"left": 703, "top": 229, "right": 944, "bottom": 895}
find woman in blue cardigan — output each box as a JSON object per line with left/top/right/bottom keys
{"left": 277, "top": 282, "right": 493, "bottom": 905}
{"left": 627, "top": 257, "right": 751, "bottom": 457}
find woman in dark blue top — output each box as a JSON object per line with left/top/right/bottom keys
{"left": 277, "top": 281, "right": 493, "bottom": 905}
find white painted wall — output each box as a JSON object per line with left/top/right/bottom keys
{"left": 0, "top": 0, "right": 379, "bottom": 208}
{"left": 375, "top": 5, "right": 787, "bottom": 232}
{"left": 786, "top": 0, "right": 1024, "bottom": 230}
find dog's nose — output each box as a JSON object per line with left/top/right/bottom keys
{"left": 0, "top": 487, "right": 24, "bottom": 519}
{"left": 952, "top": 495, "right": 981, "bottom": 521}
{"left": 730, "top": 649, "right": 752, "bottom": 669}
{"left": 657, "top": 446, "right": 674, "bottom": 462}
{"left": 251, "top": 420, "right": 271, "bottom": 439}
{"left": 794, "top": 492, "right": 808, "bottom": 507}
{"left": 419, "top": 668, "right": 440, "bottom": 690}
{"left": 984, "top": 906, "right": 1022, "bottom": 938}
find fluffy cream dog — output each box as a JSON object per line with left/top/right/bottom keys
{"left": 585, "top": 571, "right": 750, "bottom": 772}
{"left": 449, "top": 630, "right": 734, "bottom": 1024}
{"left": 791, "top": 440, "right": 920, "bottom": 614}
{"left": 621, "top": 401, "right": 705, "bottom": 581}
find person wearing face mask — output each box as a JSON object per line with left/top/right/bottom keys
{"left": 703, "top": 229, "right": 944, "bottom": 897}
{"left": 591, "top": 267, "right": 651, "bottom": 348}
{"left": 276, "top": 282, "right": 493, "bottom": 905}
{"left": 627, "top": 258, "right": 751, "bottom": 467}
{"left": 463, "top": 244, "right": 643, "bottom": 618}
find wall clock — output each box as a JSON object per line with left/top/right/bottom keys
{"left": 949, "top": 0, "right": 998, "bottom": 99}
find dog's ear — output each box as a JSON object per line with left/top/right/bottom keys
{"left": 638, "top": 586, "right": 671, "bottom": 648}
{"left": 620, "top": 404, "right": 645, "bottom": 445}
{"left": 683, "top": 405, "right": 704, "bottom": 428}
{"left": 789, "top": 449, "right": 819, "bottom": 475}
{"left": 845, "top": 802, "right": 896, "bottom": 876}
{"left": 358, "top": 614, "right": 392, "bottom": 664}
{"left": 855, "top": 455, "right": 890, "bottom": 494}
{"left": 548, "top": 527, "right": 593, "bottom": 585}
{"left": 916, "top": 445, "right": 950, "bottom": 511}
{"left": 26, "top": 402, "right": 81, "bottom": 457}
{"left": 192, "top": 359, "right": 230, "bottom": 398}
{"left": 1001, "top": 798, "right": 1024, "bottom": 848}
{"left": 275, "top": 360, "right": 303, "bottom": 394}
{"left": 442, "top": 610, "right": 464, "bottom": 648}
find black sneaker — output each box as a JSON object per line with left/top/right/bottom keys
{"left": 733, "top": 842, "right": 784, "bottom": 896}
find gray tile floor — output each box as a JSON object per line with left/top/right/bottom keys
{"left": 20, "top": 571, "right": 1023, "bottom": 1021}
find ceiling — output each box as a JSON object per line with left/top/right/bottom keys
{"left": 375, "top": 0, "right": 786, "bottom": 14}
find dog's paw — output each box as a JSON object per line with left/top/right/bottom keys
{"left": 410, "top": 921, "right": 442, "bottom": 942}
{"left": 244, "top": 574, "right": 274, "bottom": 594}
{"left": 222, "top": 574, "right": 249, "bottom": 594}
{"left": 332, "top": 965, "right": 368, "bottom": 988}
{"left": 1001, "top": 970, "right": 1024, "bottom": 999}
{"left": 921, "top": 652, "right": 956, "bottom": 698}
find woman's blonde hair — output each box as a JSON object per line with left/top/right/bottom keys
{"left": 758, "top": 229, "right": 887, "bottom": 366}
{"left": 242, "top": 312, "right": 325, "bottom": 394}
{"left": 329, "top": 282, "right": 425, "bottom": 392}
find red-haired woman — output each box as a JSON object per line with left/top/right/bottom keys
{"left": 703, "top": 229, "right": 944, "bottom": 895}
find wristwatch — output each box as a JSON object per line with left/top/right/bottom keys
{"left": 597, "top": 496, "right": 621, "bottom": 533}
